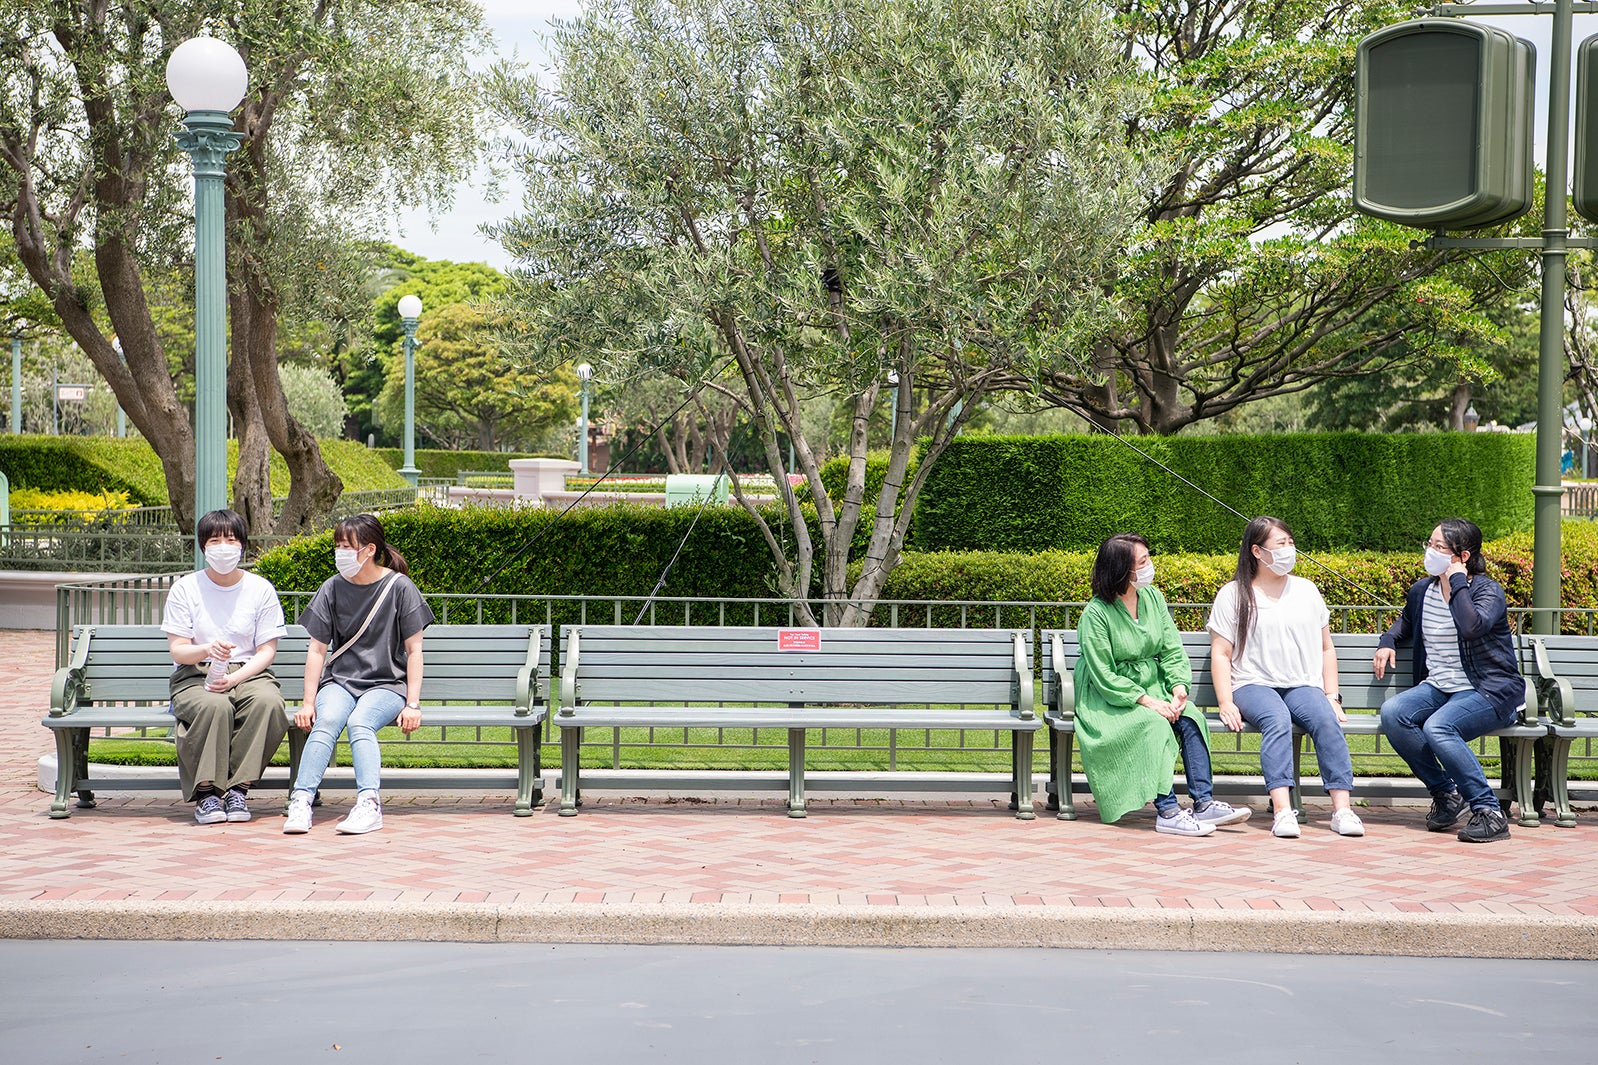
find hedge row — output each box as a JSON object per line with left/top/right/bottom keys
{"left": 910, "top": 432, "right": 1535, "bottom": 554}
{"left": 369, "top": 447, "right": 555, "bottom": 480}
{"left": 0, "top": 435, "right": 409, "bottom": 504}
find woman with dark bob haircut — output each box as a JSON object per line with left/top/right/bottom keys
{"left": 283, "top": 513, "right": 434, "bottom": 835}
{"left": 159, "top": 509, "right": 288, "bottom": 825}
{"left": 1072, "top": 533, "right": 1251, "bottom": 835}
{"left": 1375, "top": 518, "right": 1524, "bottom": 843}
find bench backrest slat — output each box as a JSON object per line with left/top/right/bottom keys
{"left": 563, "top": 625, "right": 1027, "bottom": 706}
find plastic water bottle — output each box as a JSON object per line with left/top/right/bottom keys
{"left": 207, "top": 656, "right": 228, "bottom": 689}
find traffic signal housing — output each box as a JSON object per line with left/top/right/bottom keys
{"left": 1355, "top": 19, "right": 1535, "bottom": 230}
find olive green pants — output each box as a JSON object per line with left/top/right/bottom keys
{"left": 169, "top": 665, "right": 287, "bottom": 802}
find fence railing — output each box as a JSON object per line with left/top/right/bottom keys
{"left": 50, "top": 580, "right": 1598, "bottom": 774}
{"left": 1565, "top": 481, "right": 1598, "bottom": 518}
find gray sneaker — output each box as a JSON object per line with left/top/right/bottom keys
{"left": 1192, "top": 799, "right": 1252, "bottom": 827}
{"left": 223, "top": 788, "right": 251, "bottom": 823}
{"left": 1155, "top": 807, "right": 1216, "bottom": 837}
{"left": 194, "top": 794, "right": 226, "bottom": 825}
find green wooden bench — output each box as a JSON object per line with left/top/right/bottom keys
{"left": 1530, "top": 633, "right": 1598, "bottom": 827}
{"left": 42, "top": 623, "right": 550, "bottom": 818}
{"left": 555, "top": 624, "right": 1039, "bottom": 818}
{"left": 1042, "top": 628, "right": 1546, "bottom": 825}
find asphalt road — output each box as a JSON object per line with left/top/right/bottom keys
{"left": 1, "top": 942, "right": 1591, "bottom": 1064}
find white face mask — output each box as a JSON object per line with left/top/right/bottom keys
{"left": 334, "top": 547, "right": 365, "bottom": 580}
{"left": 1132, "top": 562, "right": 1155, "bottom": 589}
{"left": 1260, "top": 545, "right": 1296, "bottom": 576}
{"left": 204, "top": 542, "right": 242, "bottom": 575}
{"left": 1424, "top": 546, "right": 1453, "bottom": 577}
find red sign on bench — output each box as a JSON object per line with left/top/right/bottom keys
{"left": 777, "top": 629, "right": 820, "bottom": 652}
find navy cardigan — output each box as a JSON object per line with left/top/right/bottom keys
{"left": 1377, "top": 573, "right": 1525, "bottom": 718}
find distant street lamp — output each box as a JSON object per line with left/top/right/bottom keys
{"left": 111, "top": 336, "right": 126, "bottom": 438}
{"left": 1463, "top": 405, "right": 1480, "bottom": 433}
{"left": 166, "top": 36, "right": 246, "bottom": 536}
{"left": 397, "top": 294, "right": 423, "bottom": 487}
{"left": 9, "top": 332, "right": 19, "bottom": 434}
{"left": 576, "top": 362, "right": 593, "bottom": 474}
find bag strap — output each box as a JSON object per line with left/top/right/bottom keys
{"left": 324, "top": 572, "right": 398, "bottom": 668}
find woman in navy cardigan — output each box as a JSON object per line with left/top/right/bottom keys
{"left": 1373, "top": 518, "right": 1524, "bottom": 843}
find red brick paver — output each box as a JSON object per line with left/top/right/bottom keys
{"left": 2, "top": 628, "right": 1595, "bottom": 916}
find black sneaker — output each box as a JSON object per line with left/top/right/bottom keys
{"left": 1425, "top": 790, "right": 1468, "bottom": 832}
{"left": 1457, "top": 807, "right": 1511, "bottom": 843}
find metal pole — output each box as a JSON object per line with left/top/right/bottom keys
{"left": 51, "top": 365, "right": 57, "bottom": 435}
{"left": 114, "top": 343, "right": 127, "bottom": 439}
{"left": 174, "top": 109, "right": 242, "bottom": 545}
{"left": 399, "top": 317, "right": 420, "bottom": 486}
{"left": 10, "top": 333, "right": 20, "bottom": 433}
{"left": 579, "top": 383, "right": 591, "bottom": 474}
{"left": 1533, "top": 0, "right": 1574, "bottom": 634}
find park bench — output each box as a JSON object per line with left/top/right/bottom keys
{"left": 554, "top": 624, "right": 1039, "bottom": 818}
{"left": 42, "top": 622, "right": 550, "bottom": 818}
{"left": 1531, "top": 633, "right": 1598, "bottom": 827}
{"left": 1041, "top": 628, "right": 1546, "bottom": 825}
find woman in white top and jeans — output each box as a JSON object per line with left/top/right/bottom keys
{"left": 1207, "top": 516, "right": 1363, "bottom": 839}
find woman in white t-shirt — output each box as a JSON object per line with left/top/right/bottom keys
{"left": 1206, "top": 516, "right": 1362, "bottom": 840}
{"left": 159, "top": 509, "right": 288, "bottom": 826}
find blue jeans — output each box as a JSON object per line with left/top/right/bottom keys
{"left": 1233, "top": 684, "right": 1354, "bottom": 794}
{"left": 291, "top": 684, "right": 405, "bottom": 797}
{"left": 1155, "top": 715, "right": 1214, "bottom": 814}
{"left": 1379, "top": 683, "right": 1514, "bottom": 811}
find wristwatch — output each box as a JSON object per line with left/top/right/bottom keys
{"left": 404, "top": 702, "right": 420, "bottom": 710}
{"left": 1329, "top": 693, "right": 1343, "bottom": 705}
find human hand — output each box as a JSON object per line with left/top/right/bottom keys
{"left": 205, "top": 638, "right": 236, "bottom": 662}
{"left": 1445, "top": 560, "right": 1467, "bottom": 581}
{"left": 293, "top": 703, "right": 316, "bottom": 730}
{"left": 1218, "top": 700, "right": 1243, "bottom": 732}
{"left": 1372, "top": 647, "right": 1395, "bottom": 680}
{"left": 1171, "top": 687, "right": 1189, "bottom": 714}
{"left": 205, "top": 672, "right": 238, "bottom": 693}
{"left": 398, "top": 705, "right": 422, "bottom": 735}
{"left": 1327, "top": 695, "right": 1347, "bottom": 724}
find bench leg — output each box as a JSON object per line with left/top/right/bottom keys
{"left": 787, "top": 728, "right": 806, "bottom": 818}
{"left": 1550, "top": 736, "right": 1578, "bottom": 827}
{"left": 48, "top": 728, "right": 78, "bottom": 819}
{"left": 559, "top": 726, "right": 581, "bottom": 816}
{"left": 287, "top": 727, "right": 306, "bottom": 788}
{"left": 1290, "top": 733, "right": 1304, "bottom": 820}
{"left": 513, "top": 725, "right": 537, "bottom": 817}
{"left": 1053, "top": 728, "right": 1076, "bottom": 821}
{"left": 1013, "top": 731, "right": 1036, "bottom": 820}
{"left": 1507, "top": 736, "right": 1540, "bottom": 828}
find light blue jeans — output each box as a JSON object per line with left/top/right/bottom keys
{"left": 1233, "top": 684, "right": 1354, "bottom": 794}
{"left": 291, "top": 684, "right": 404, "bottom": 797}
{"left": 1379, "top": 682, "right": 1514, "bottom": 811}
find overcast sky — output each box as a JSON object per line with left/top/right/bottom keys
{"left": 386, "top": 5, "right": 1598, "bottom": 271}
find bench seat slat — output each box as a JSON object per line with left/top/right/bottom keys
{"left": 560, "top": 706, "right": 1040, "bottom": 729}
{"left": 574, "top": 679, "right": 1015, "bottom": 703}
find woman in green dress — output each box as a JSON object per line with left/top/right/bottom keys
{"left": 1072, "top": 533, "right": 1252, "bottom": 835}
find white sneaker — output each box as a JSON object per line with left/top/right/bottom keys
{"left": 336, "top": 793, "right": 383, "bottom": 835}
{"left": 1330, "top": 809, "right": 1366, "bottom": 837}
{"left": 1155, "top": 807, "right": 1216, "bottom": 837}
{"left": 283, "top": 794, "right": 313, "bottom": 834}
{"left": 1271, "top": 808, "right": 1301, "bottom": 838}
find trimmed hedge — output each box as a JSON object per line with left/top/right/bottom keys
{"left": 910, "top": 432, "right": 1535, "bottom": 554}
{"left": 253, "top": 502, "right": 807, "bottom": 621}
{"left": 0, "top": 435, "right": 409, "bottom": 504}
{"left": 369, "top": 447, "right": 556, "bottom": 480}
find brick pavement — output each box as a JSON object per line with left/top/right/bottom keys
{"left": 3, "top": 627, "right": 1595, "bottom": 954}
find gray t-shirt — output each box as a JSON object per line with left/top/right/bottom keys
{"left": 302, "top": 571, "right": 435, "bottom": 697}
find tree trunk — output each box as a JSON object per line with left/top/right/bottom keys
{"left": 226, "top": 287, "right": 274, "bottom": 535}
{"left": 1449, "top": 382, "right": 1472, "bottom": 431}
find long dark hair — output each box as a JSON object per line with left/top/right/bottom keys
{"left": 335, "top": 513, "right": 409, "bottom": 577}
{"left": 1230, "top": 516, "right": 1292, "bottom": 662}
{"left": 1437, "top": 517, "right": 1486, "bottom": 576}
{"left": 1090, "top": 533, "right": 1149, "bottom": 602}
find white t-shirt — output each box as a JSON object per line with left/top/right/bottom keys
{"left": 161, "top": 570, "right": 288, "bottom": 664}
{"left": 1205, "top": 576, "right": 1330, "bottom": 690}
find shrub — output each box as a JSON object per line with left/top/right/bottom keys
{"left": 7, "top": 487, "right": 135, "bottom": 524}
{"left": 369, "top": 447, "right": 556, "bottom": 480}
{"left": 911, "top": 432, "right": 1535, "bottom": 554}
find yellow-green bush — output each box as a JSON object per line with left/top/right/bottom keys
{"left": 7, "top": 487, "right": 135, "bottom": 524}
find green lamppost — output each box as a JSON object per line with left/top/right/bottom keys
{"left": 166, "top": 37, "right": 246, "bottom": 535}
{"left": 111, "top": 336, "right": 126, "bottom": 438}
{"left": 576, "top": 362, "right": 593, "bottom": 474}
{"left": 397, "top": 294, "right": 422, "bottom": 487}
{"left": 9, "top": 331, "right": 19, "bottom": 434}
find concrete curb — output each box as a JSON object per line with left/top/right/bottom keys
{"left": 1, "top": 901, "right": 1593, "bottom": 959}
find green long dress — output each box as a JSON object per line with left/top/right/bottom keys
{"left": 1072, "top": 586, "right": 1210, "bottom": 824}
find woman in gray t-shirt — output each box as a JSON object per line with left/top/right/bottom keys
{"left": 283, "top": 514, "right": 435, "bottom": 836}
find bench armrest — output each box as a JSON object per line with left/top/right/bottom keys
{"left": 1530, "top": 638, "right": 1576, "bottom": 727}
{"left": 1012, "top": 632, "right": 1034, "bottom": 720}
{"left": 1049, "top": 632, "right": 1074, "bottom": 722}
{"left": 558, "top": 628, "right": 580, "bottom": 716}
{"left": 48, "top": 626, "right": 95, "bottom": 718}
{"left": 513, "top": 626, "right": 545, "bottom": 716}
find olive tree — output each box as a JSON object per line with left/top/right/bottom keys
{"left": 491, "top": 0, "right": 1155, "bottom": 624}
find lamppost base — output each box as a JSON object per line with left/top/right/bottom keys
{"left": 399, "top": 466, "right": 420, "bottom": 488}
